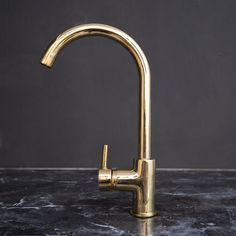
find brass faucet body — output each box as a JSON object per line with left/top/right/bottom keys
{"left": 41, "top": 23, "right": 156, "bottom": 218}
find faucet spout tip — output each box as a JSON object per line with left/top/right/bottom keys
{"left": 41, "top": 56, "right": 53, "bottom": 68}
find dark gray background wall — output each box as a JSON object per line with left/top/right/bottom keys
{"left": 0, "top": 0, "right": 235, "bottom": 168}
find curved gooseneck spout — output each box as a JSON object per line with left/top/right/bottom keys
{"left": 41, "top": 23, "right": 151, "bottom": 160}
{"left": 41, "top": 23, "right": 156, "bottom": 218}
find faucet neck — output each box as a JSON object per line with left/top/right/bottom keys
{"left": 41, "top": 23, "right": 151, "bottom": 159}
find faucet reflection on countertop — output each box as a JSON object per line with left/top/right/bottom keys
{"left": 137, "top": 218, "right": 154, "bottom": 236}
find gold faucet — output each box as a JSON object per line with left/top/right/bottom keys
{"left": 41, "top": 23, "right": 156, "bottom": 218}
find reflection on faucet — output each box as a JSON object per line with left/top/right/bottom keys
{"left": 137, "top": 218, "right": 154, "bottom": 236}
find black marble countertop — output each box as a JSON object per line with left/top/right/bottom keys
{"left": 0, "top": 169, "right": 235, "bottom": 235}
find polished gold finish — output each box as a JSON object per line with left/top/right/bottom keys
{"left": 41, "top": 23, "right": 156, "bottom": 218}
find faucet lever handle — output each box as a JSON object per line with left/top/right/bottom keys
{"left": 101, "top": 144, "right": 108, "bottom": 169}
{"left": 99, "top": 144, "right": 112, "bottom": 190}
